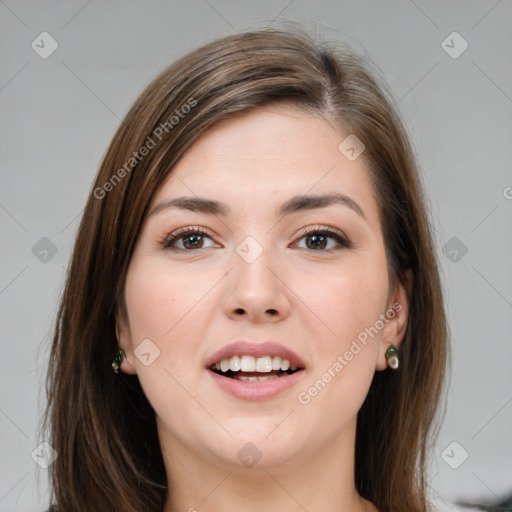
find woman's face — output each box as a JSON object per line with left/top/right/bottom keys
{"left": 117, "top": 105, "right": 409, "bottom": 471}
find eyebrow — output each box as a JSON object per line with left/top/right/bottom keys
{"left": 149, "top": 192, "right": 366, "bottom": 221}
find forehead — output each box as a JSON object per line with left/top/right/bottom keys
{"left": 151, "top": 106, "right": 380, "bottom": 226}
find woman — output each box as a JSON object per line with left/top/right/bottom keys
{"left": 42, "top": 27, "right": 450, "bottom": 511}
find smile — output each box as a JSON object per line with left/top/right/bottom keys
{"left": 205, "top": 341, "right": 306, "bottom": 400}
{"left": 210, "top": 355, "right": 303, "bottom": 381}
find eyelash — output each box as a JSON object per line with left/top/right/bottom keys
{"left": 161, "top": 225, "right": 352, "bottom": 252}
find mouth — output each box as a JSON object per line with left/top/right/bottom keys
{"left": 209, "top": 355, "right": 304, "bottom": 382}
{"left": 205, "top": 341, "right": 306, "bottom": 400}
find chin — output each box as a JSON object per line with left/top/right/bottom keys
{"left": 203, "top": 426, "right": 306, "bottom": 471}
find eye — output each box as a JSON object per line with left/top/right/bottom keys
{"left": 293, "top": 226, "right": 352, "bottom": 251}
{"left": 162, "top": 227, "right": 219, "bottom": 251}
{"left": 161, "top": 226, "right": 351, "bottom": 252}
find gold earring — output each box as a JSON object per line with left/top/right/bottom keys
{"left": 385, "top": 345, "right": 399, "bottom": 370}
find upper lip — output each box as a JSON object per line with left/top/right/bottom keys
{"left": 205, "top": 341, "right": 306, "bottom": 369}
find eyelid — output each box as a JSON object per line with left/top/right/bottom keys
{"left": 295, "top": 224, "right": 345, "bottom": 237}
{"left": 168, "top": 225, "right": 212, "bottom": 238}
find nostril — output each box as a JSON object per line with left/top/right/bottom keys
{"left": 266, "top": 309, "right": 278, "bottom": 315}
{"left": 235, "top": 308, "right": 245, "bottom": 315}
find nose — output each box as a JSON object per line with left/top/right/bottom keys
{"left": 221, "top": 249, "right": 291, "bottom": 324}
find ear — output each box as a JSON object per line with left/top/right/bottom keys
{"left": 375, "top": 268, "right": 413, "bottom": 371}
{"left": 115, "top": 310, "right": 137, "bottom": 375}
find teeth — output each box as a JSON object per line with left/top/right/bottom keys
{"left": 240, "top": 355, "right": 256, "bottom": 372}
{"left": 229, "top": 355, "right": 241, "bottom": 372}
{"left": 256, "top": 356, "right": 273, "bottom": 372}
{"left": 236, "top": 374, "right": 280, "bottom": 382}
{"left": 213, "top": 355, "right": 297, "bottom": 373}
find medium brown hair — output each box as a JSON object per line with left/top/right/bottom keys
{"left": 41, "top": 27, "right": 450, "bottom": 512}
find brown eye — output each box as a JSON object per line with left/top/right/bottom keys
{"left": 294, "top": 228, "right": 351, "bottom": 251}
{"left": 162, "top": 227, "right": 218, "bottom": 251}
{"left": 305, "top": 233, "right": 329, "bottom": 250}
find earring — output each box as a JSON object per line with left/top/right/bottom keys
{"left": 112, "top": 349, "right": 125, "bottom": 374}
{"left": 385, "top": 345, "right": 399, "bottom": 370}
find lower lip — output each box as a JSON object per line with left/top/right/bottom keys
{"left": 207, "top": 369, "right": 305, "bottom": 401}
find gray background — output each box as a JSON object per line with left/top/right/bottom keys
{"left": 1, "top": 1, "right": 511, "bottom": 511}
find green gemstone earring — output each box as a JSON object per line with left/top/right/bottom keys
{"left": 385, "top": 345, "right": 399, "bottom": 370}
{"left": 112, "top": 349, "right": 125, "bottom": 374}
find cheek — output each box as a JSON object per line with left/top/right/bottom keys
{"left": 294, "top": 262, "right": 387, "bottom": 440}
{"left": 123, "top": 261, "right": 209, "bottom": 420}
{"left": 124, "top": 259, "right": 209, "bottom": 339}
{"left": 298, "top": 251, "right": 389, "bottom": 352}
{"left": 123, "top": 259, "right": 214, "bottom": 394}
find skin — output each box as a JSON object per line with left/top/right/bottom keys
{"left": 116, "top": 105, "right": 412, "bottom": 512}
